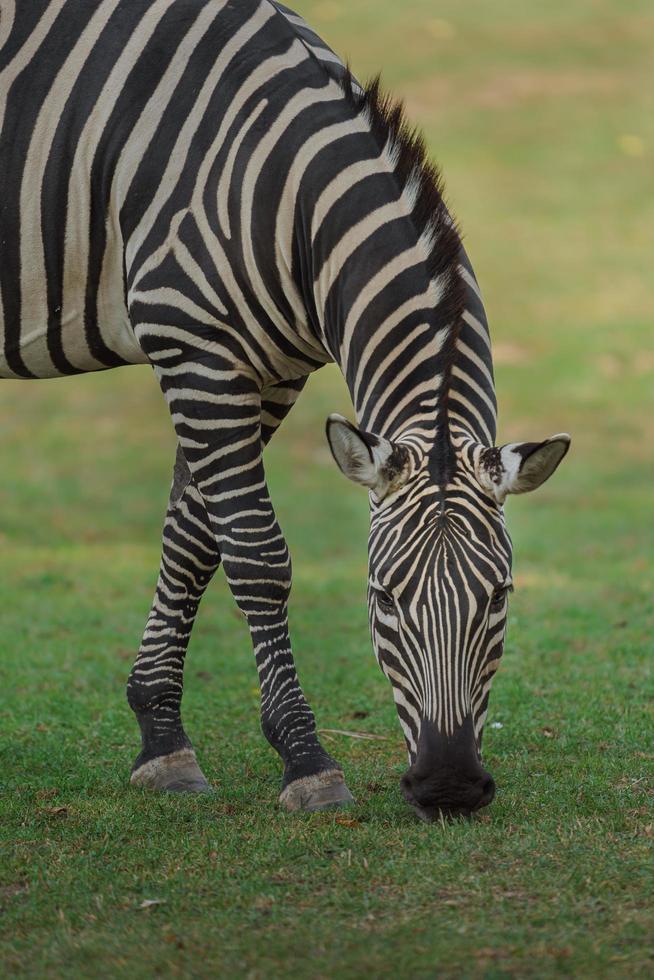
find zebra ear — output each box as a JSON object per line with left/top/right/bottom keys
{"left": 325, "top": 414, "right": 410, "bottom": 499}
{"left": 474, "top": 434, "right": 571, "bottom": 504}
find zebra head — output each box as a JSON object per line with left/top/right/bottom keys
{"left": 327, "top": 415, "right": 570, "bottom": 820}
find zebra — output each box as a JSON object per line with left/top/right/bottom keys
{"left": 0, "top": 0, "right": 570, "bottom": 820}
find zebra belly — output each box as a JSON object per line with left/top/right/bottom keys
{"left": 0, "top": 87, "right": 149, "bottom": 382}
{"left": 0, "top": 1, "right": 155, "bottom": 380}
{"left": 0, "top": 298, "right": 149, "bottom": 381}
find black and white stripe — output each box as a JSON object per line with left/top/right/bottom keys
{"left": 1, "top": 1, "right": 569, "bottom": 815}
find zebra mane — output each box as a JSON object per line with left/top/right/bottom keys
{"left": 339, "top": 71, "right": 466, "bottom": 465}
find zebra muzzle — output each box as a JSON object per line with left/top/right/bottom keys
{"left": 400, "top": 716, "right": 495, "bottom": 820}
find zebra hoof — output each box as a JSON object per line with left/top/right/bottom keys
{"left": 130, "top": 748, "right": 212, "bottom": 794}
{"left": 279, "top": 769, "right": 355, "bottom": 812}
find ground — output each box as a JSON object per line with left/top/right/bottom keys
{"left": 1, "top": 1, "right": 652, "bottom": 977}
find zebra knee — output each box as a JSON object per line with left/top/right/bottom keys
{"left": 223, "top": 538, "right": 292, "bottom": 618}
{"left": 126, "top": 662, "right": 182, "bottom": 716}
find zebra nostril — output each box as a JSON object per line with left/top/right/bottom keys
{"left": 402, "top": 718, "right": 497, "bottom": 813}
{"left": 400, "top": 772, "right": 418, "bottom": 802}
{"left": 400, "top": 767, "right": 495, "bottom": 813}
{"left": 477, "top": 775, "right": 496, "bottom": 808}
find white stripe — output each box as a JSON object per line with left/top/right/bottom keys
{"left": 0, "top": 0, "right": 16, "bottom": 54}
{"left": 459, "top": 263, "right": 482, "bottom": 301}
{"left": 19, "top": 0, "right": 123, "bottom": 375}
{"left": 125, "top": 0, "right": 264, "bottom": 270}
{"left": 0, "top": 0, "right": 65, "bottom": 130}
{"left": 62, "top": 0, "right": 178, "bottom": 369}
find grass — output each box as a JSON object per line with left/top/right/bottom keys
{"left": 1, "top": 1, "right": 653, "bottom": 976}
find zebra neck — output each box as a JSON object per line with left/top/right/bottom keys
{"left": 303, "top": 187, "right": 459, "bottom": 452}
{"left": 325, "top": 251, "right": 498, "bottom": 455}
{"left": 336, "top": 249, "right": 499, "bottom": 453}
{"left": 317, "top": 247, "right": 462, "bottom": 454}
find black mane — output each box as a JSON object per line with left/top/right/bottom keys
{"left": 340, "top": 71, "right": 466, "bottom": 472}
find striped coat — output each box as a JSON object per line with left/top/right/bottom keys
{"left": 0, "top": 1, "right": 569, "bottom": 818}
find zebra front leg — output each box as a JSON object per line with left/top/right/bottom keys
{"left": 127, "top": 380, "right": 311, "bottom": 795}
{"left": 231, "top": 480, "right": 354, "bottom": 811}
{"left": 153, "top": 367, "right": 353, "bottom": 811}
{"left": 128, "top": 446, "right": 220, "bottom": 793}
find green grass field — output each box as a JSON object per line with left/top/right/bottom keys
{"left": 1, "top": 2, "right": 652, "bottom": 977}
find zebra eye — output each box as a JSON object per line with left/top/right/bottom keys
{"left": 376, "top": 589, "right": 395, "bottom": 610}
{"left": 491, "top": 584, "right": 513, "bottom": 607}
{"left": 491, "top": 587, "right": 508, "bottom": 607}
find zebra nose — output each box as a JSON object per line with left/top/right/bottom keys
{"left": 400, "top": 767, "right": 495, "bottom": 817}
{"left": 400, "top": 716, "right": 495, "bottom": 818}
